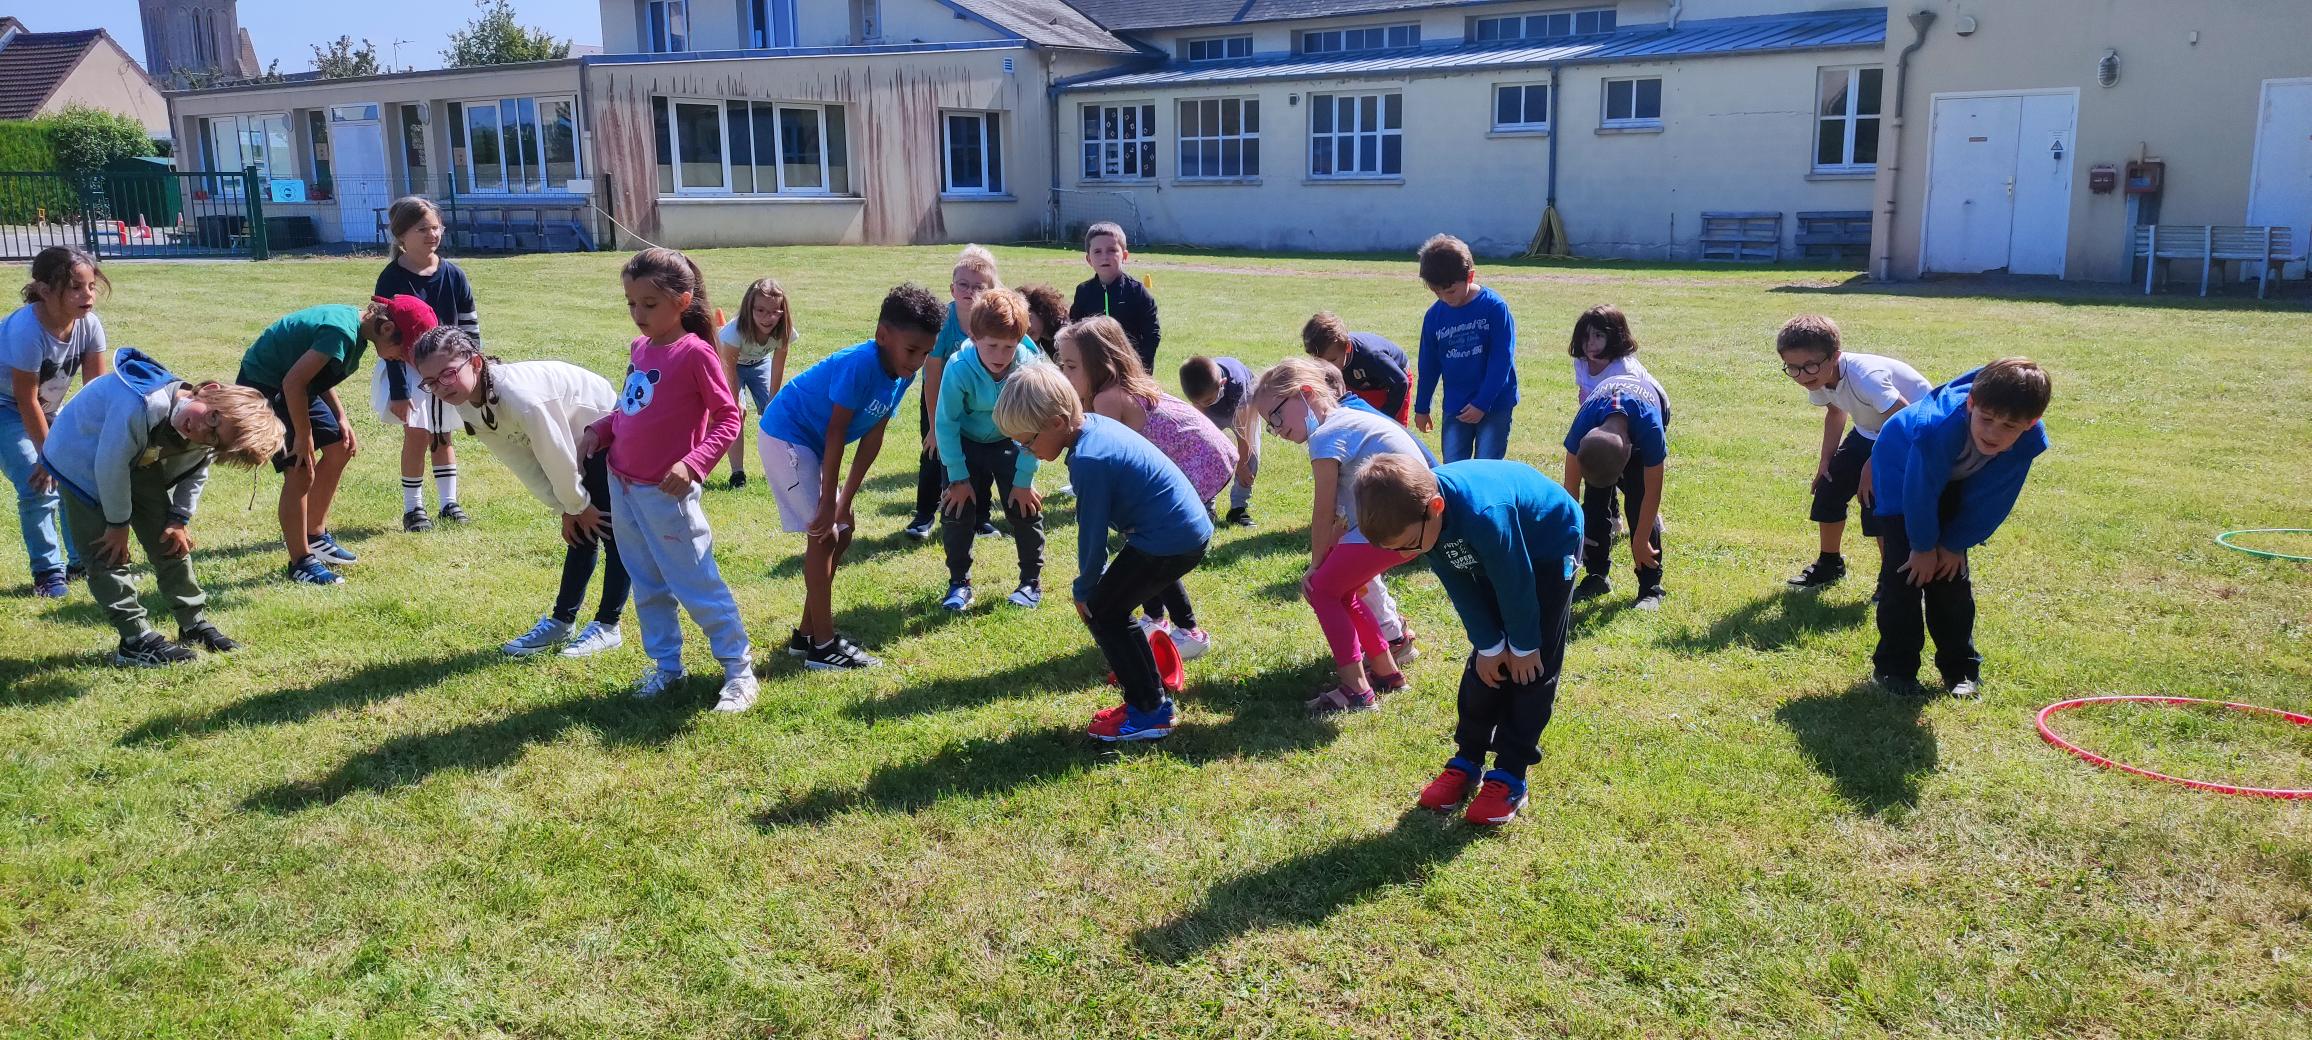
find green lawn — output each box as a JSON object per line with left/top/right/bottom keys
{"left": 4, "top": 246, "right": 2309, "bottom": 1038}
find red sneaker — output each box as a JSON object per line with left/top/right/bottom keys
{"left": 1416, "top": 763, "right": 1478, "bottom": 813}
{"left": 1087, "top": 699, "right": 1176, "bottom": 742}
{"left": 1464, "top": 776, "right": 1527, "bottom": 826}
{"left": 1092, "top": 702, "right": 1127, "bottom": 725}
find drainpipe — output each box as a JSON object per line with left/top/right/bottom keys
{"left": 1871, "top": 9, "right": 1937, "bottom": 281}
{"left": 1044, "top": 50, "right": 1061, "bottom": 240}
{"left": 1545, "top": 63, "right": 1560, "bottom": 211}
{"left": 1665, "top": 0, "right": 1683, "bottom": 30}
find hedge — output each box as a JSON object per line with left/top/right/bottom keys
{"left": 0, "top": 109, "right": 159, "bottom": 224}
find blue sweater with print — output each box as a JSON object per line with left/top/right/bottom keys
{"left": 1562, "top": 377, "right": 1669, "bottom": 468}
{"left": 1871, "top": 366, "right": 2050, "bottom": 552}
{"left": 1425, "top": 460, "right": 1585, "bottom": 656}
{"left": 1066, "top": 413, "right": 1212, "bottom": 601}
{"left": 1415, "top": 286, "right": 1518, "bottom": 419}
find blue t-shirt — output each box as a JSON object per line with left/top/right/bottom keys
{"left": 1415, "top": 286, "right": 1518, "bottom": 419}
{"left": 1563, "top": 375, "right": 1668, "bottom": 468}
{"left": 1426, "top": 460, "right": 1585, "bottom": 656}
{"left": 1066, "top": 413, "right": 1212, "bottom": 601}
{"left": 759, "top": 341, "right": 913, "bottom": 451}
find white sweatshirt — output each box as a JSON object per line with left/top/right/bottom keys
{"left": 453, "top": 360, "right": 617, "bottom": 515}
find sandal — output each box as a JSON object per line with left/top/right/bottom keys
{"left": 1306, "top": 686, "right": 1378, "bottom": 716}
{"left": 1366, "top": 667, "right": 1409, "bottom": 695}
{"left": 1386, "top": 627, "right": 1420, "bottom": 666}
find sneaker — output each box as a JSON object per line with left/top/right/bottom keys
{"left": 1387, "top": 628, "right": 1420, "bottom": 666}
{"left": 178, "top": 621, "right": 240, "bottom": 653}
{"left": 631, "top": 668, "right": 685, "bottom": 700}
{"left": 902, "top": 516, "right": 935, "bottom": 541}
{"left": 803, "top": 636, "right": 879, "bottom": 670}
{"left": 713, "top": 670, "right": 760, "bottom": 712}
{"left": 785, "top": 627, "right": 811, "bottom": 658}
{"left": 1416, "top": 760, "right": 1480, "bottom": 813}
{"left": 115, "top": 630, "right": 198, "bottom": 667}
{"left": 307, "top": 532, "right": 357, "bottom": 565}
{"left": 31, "top": 571, "right": 67, "bottom": 598}
{"left": 1572, "top": 574, "right": 1611, "bottom": 603}
{"left": 1786, "top": 556, "right": 1846, "bottom": 590}
{"left": 976, "top": 521, "right": 1003, "bottom": 539}
{"left": 1306, "top": 685, "right": 1378, "bottom": 716}
{"left": 560, "top": 621, "right": 623, "bottom": 657}
{"left": 403, "top": 507, "right": 433, "bottom": 533}
{"left": 1464, "top": 771, "right": 1528, "bottom": 826}
{"left": 1088, "top": 698, "right": 1176, "bottom": 742}
{"left": 440, "top": 502, "right": 471, "bottom": 524}
{"left": 729, "top": 471, "right": 748, "bottom": 489}
{"left": 1171, "top": 626, "right": 1212, "bottom": 662}
{"left": 1874, "top": 672, "right": 1929, "bottom": 698}
{"left": 1634, "top": 589, "right": 1666, "bottom": 612}
{"left": 1091, "top": 702, "right": 1128, "bottom": 726}
{"left": 1225, "top": 506, "right": 1256, "bottom": 528}
{"left": 1946, "top": 678, "right": 1982, "bottom": 700}
{"left": 64, "top": 564, "right": 86, "bottom": 582}
{"left": 1055, "top": 483, "right": 1074, "bottom": 498}
{"left": 287, "top": 556, "right": 343, "bottom": 586}
{"left": 941, "top": 584, "right": 975, "bottom": 612}
{"left": 503, "top": 616, "right": 574, "bottom": 657}
{"left": 1007, "top": 582, "right": 1043, "bottom": 608}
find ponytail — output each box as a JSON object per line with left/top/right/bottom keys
{"left": 622, "top": 246, "right": 713, "bottom": 341}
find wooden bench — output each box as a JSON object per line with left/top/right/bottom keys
{"left": 1795, "top": 210, "right": 1871, "bottom": 266}
{"left": 2132, "top": 224, "right": 2298, "bottom": 298}
{"left": 1701, "top": 211, "right": 1781, "bottom": 263}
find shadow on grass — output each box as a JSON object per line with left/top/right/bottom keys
{"left": 1132, "top": 808, "right": 1483, "bottom": 964}
{"left": 765, "top": 527, "right": 932, "bottom": 580}
{"left": 1667, "top": 591, "right": 1868, "bottom": 654}
{"left": 1570, "top": 593, "right": 1632, "bottom": 638}
{"left": 1775, "top": 680, "right": 1936, "bottom": 817}
{"left": 122, "top": 649, "right": 503, "bottom": 745}
{"left": 842, "top": 644, "right": 1105, "bottom": 721}
{"left": 1201, "top": 526, "right": 1305, "bottom": 569}
{"left": 188, "top": 524, "right": 390, "bottom": 566}
{"left": 0, "top": 650, "right": 107, "bottom": 707}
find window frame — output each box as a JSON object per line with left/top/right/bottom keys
{"left": 1813, "top": 65, "right": 1883, "bottom": 173}
{"left": 1175, "top": 95, "right": 1260, "bottom": 181}
{"left": 1491, "top": 81, "right": 1551, "bottom": 134}
{"left": 398, "top": 103, "right": 431, "bottom": 196}
{"left": 645, "top": 0, "right": 690, "bottom": 53}
{"left": 748, "top": 0, "right": 798, "bottom": 48}
{"left": 448, "top": 94, "right": 584, "bottom": 195}
{"left": 1297, "top": 23, "right": 1419, "bottom": 55}
{"left": 1600, "top": 76, "right": 1663, "bottom": 129}
{"left": 198, "top": 112, "right": 295, "bottom": 199}
{"left": 1470, "top": 7, "right": 1615, "bottom": 44}
{"left": 941, "top": 110, "right": 1005, "bottom": 196}
{"left": 1306, "top": 91, "right": 1404, "bottom": 180}
{"left": 653, "top": 96, "right": 852, "bottom": 199}
{"left": 1080, "top": 101, "right": 1158, "bottom": 182}
{"left": 1181, "top": 34, "right": 1253, "bottom": 62}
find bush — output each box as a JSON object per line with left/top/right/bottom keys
{"left": 0, "top": 121, "right": 76, "bottom": 224}
{"left": 43, "top": 106, "right": 154, "bottom": 172}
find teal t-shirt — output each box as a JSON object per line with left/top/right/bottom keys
{"left": 932, "top": 301, "right": 969, "bottom": 363}
{"left": 239, "top": 305, "right": 367, "bottom": 391}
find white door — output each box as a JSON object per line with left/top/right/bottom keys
{"left": 329, "top": 119, "right": 390, "bottom": 244}
{"left": 2007, "top": 93, "right": 2075, "bottom": 276}
{"left": 1923, "top": 93, "right": 2077, "bottom": 277}
{"left": 2247, "top": 78, "right": 2312, "bottom": 272}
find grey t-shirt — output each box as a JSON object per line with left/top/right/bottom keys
{"left": 0, "top": 303, "right": 105, "bottom": 415}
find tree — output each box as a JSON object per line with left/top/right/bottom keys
{"left": 312, "top": 36, "right": 384, "bottom": 79}
{"left": 42, "top": 106, "right": 155, "bottom": 172}
{"left": 442, "top": 0, "right": 571, "bottom": 68}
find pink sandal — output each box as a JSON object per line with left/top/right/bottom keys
{"left": 1306, "top": 686, "right": 1379, "bottom": 716}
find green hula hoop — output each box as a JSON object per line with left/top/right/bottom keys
{"left": 2215, "top": 529, "right": 2312, "bottom": 562}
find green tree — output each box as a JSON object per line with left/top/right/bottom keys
{"left": 442, "top": 0, "right": 572, "bottom": 67}
{"left": 312, "top": 36, "right": 384, "bottom": 79}
{"left": 42, "top": 106, "right": 155, "bottom": 172}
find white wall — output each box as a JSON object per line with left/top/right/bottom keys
{"left": 599, "top": 0, "right": 1007, "bottom": 54}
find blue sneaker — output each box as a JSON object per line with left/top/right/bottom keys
{"left": 31, "top": 571, "right": 67, "bottom": 598}
{"left": 307, "top": 532, "right": 357, "bottom": 566}
{"left": 941, "top": 583, "right": 975, "bottom": 612}
{"left": 1007, "top": 582, "right": 1042, "bottom": 608}
{"left": 288, "top": 556, "right": 344, "bottom": 586}
{"left": 1089, "top": 697, "right": 1176, "bottom": 742}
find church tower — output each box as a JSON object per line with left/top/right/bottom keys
{"left": 137, "top": 0, "right": 258, "bottom": 87}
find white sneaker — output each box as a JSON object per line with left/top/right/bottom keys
{"left": 1054, "top": 483, "right": 1074, "bottom": 498}
{"left": 631, "top": 668, "right": 685, "bottom": 700}
{"left": 1173, "top": 626, "right": 1212, "bottom": 661}
{"left": 560, "top": 621, "right": 623, "bottom": 657}
{"left": 502, "top": 616, "right": 574, "bottom": 657}
{"left": 713, "top": 670, "right": 760, "bottom": 713}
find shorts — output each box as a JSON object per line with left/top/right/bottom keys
{"left": 760, "top": 432, "right": 825, "bottom": 534}
{"left": 1810, "top": 426, "right": 1884, "bottom": 537}
{"left": 240, "top": 373, "right": 343, "bottom": 473}
{"left": 370, "top": 361, "right": 460, "bottom": 434}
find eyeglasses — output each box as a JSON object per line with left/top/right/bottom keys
{"left": 417, "top": 360, "right": 472, "bottom": 393}
{"left": 1379, "top": 510, "right": 1433, "bottom": 554}
{"left": 1780, "top": 358, "right": 1827, "bottom": 377}
{"left": 1263, "top": 396, "right": 1291, "bottom": 435}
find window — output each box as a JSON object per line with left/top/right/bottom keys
{"left": 942, "top": 112, "right": 1004, "bottom": 195}
{"left": 652, "top": 97, "right": 851, "bottom": 197}
{"left": 1602, "top": 77, "right": 1662, "bottom": 127}
{"left": 853, "top": 0, "right": 881, "bottom": 42}
{"left": 1471, "top": 8, "right": 1615, "bottom": 43}
{"left": 1815, "top": 66, "right": 1883, "bottom": 172}
{"left": 1182, "top": 35, "right": 1251, "bottom": 62}
{"left": 1081, "top": 102, "right": 1157, "bottom": 181}
{"left": 198, "top": 113, "right": 293, "bottom": 196}
{"left": 399, "top": 104, "right": 430, "bottom": 196}
{"left": 1299, "top": 24, "right": 1419, "bottom": 55}
{"left": 1308, "top": 92, "right": 1402, "bottom": 178}
{"left": 1493, "top": 83, "right": 1550, "bottom": 132}
{"left": 303, "top": 111, "right": 333, "bottom": 199}
{"left": 1177, "top": 97, "right": 1259, "bottom": 179}
{"left": 646, "top": 0, "right": 689, "bottom": 52}
{"left": 447, "top": 96, "right": 581, "bottom": 194}
{"left": 749, "top": 0, "right": 798, "bottom": 47}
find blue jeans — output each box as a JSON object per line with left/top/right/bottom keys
{"left": 733, "top": 360, "right": 775, "bottom": 412}
{"left": 1440, "top": 404, "right": 1515, "bottom": 463}
{"left": 0, "top": 406, "right": 78, "bottom": 580}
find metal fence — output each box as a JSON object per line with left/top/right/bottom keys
{"left": 0, "top": 167, "right": 270, "bottom": 261}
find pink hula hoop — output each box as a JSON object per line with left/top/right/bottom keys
{"left": 2036, "top": 696, "right": 2312, "bottom": 800}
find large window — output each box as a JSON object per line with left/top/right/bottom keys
{"left": 447, "top": 96, "right": 580, "bottom": 194}
{"left": 942, "top": 112, "right": 1004, "bottom": 195}
{"left": 1493, "top": 83, "right": 1550, "bottom": 133}
{"left": 399, "top": 104, "right": 431, "bottom": 196}
{"left": 1471, "top": 8, "right": 1615, "bottom": 43}
{"left": 1299, "top": 24, "right": 1419, "bottom": 55}
{"left": 1177, "top": 97, "right": 1259, "bottom": 180}
{"left": 1602, "top": 77, "right": 1662, "bottom": 127}
{"left": 198, "top": 113, "right": 294, "bottom": 197}
{"left": 646, "top": 0, "right": 689, "bottom": 52}
{"left": 1081, "top": 102, "right": 1156, "bottom": 181}
{"left": 749, "top": 0, "right": 797, "bottom": 47}
{"left": 1815, "top": 66, "right": 1883, "bottom": 172}
{"left": 652, "top": 97, "right": 851, "bottom": 197}
{"left": 1309, "top": 92, "right": 1401, "bottom": 178}
{"left": 1182, "top": 35, "right": 1251, "bottom": 62}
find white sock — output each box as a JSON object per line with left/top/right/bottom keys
{"left": 401, "top": 477, "right": 423, "bottom": 513}
{"left": 433, "top": 465, "right": 458, "bottom": 506}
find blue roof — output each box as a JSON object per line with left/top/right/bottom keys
{"left": 1059, "top": 8, "right": 1887, "bottom": 92}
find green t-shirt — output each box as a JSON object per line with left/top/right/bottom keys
{"left": 239, "top": 305, "right": 367, "bottom": 390}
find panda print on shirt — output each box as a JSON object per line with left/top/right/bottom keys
{"left": 620, "top": 368, "right": 661, "bottom": 416}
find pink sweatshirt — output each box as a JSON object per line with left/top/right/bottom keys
{"left": 591, "top": 331, "right": 741, "bottom": 485}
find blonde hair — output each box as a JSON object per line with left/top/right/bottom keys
{"left": 1056, "top": 316, "right": 1160, "bottom": 403}
{"left": 736, "top": 277, "right": 796, "bottom": 348}
{"left": 993, "top": 362, "right": 1083, "bottom": 441}
{"left": 967, "top": 288, "right": 1030, "bottom": 342}
{"left": 195, "top": 384, "right": 286, "bottom": 468}
{"left": 954, "top": 244, "right": 1001, "bottom": 288}
{"left": 1354, "top": 453, "right": 1440, "bottom": 541}
{"left": 1252, "top": 357, "right": 1341, "bottom": 412}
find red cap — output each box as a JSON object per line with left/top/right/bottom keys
{"left": 372, "top": 294, "right": 440, "bottom": 343}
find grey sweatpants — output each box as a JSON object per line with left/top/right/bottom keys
{"left": 608, "top": 477, "right": 752, "bottom": 679}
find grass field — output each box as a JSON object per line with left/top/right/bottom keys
{"left": 3, "top": 245, "right": 2309, "bottom": 1038}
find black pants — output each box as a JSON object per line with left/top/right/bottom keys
{"left": 940, "top": 437, "right": 1045, "bottom": 588}
{"left": 553, "top": 451, "right": 630, "bottom": 626}
{"left": 1086, "top": 543, "right": 1207, "bottom": 711}
{"left": 1810, "top": 428, "right": 1885, "bottom": 537}
{"left": 1873, "top": 484, "right": 1980, "bottom": 685}
{"left": 1453, "top": 563, "right": 1575, "bottom": 781}
{"left": 1581, "top": 461, "right": 1663, "bottom": 594}
{"left": 915, "top": 392, "right": 990, "bottom": 528}
{"left": 1140, "top": 578, "right": 1199, "bottom": 630}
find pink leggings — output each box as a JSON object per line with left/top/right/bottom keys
{"left": 1303, "top": 540, "right": 1412, "bottom": 668}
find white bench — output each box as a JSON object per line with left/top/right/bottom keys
{"left": 2132, "top": 224, "right": 2298, "bottom": 298}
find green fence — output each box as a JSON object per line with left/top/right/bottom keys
{"left": 0, "top": 167, "right": 269, "bottom": 261}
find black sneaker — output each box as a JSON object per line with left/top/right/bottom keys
{"left": 1225, "top": 507, "right": 1256, "bottom": 528}
{"left": 729, "top": 471, "right": 749, "bottom": 489}
{"left": 178, "top": 621, "right": 240, "bottom": 653}
{"left": 903, "top": 516, "right": 935, "bottom": 541}
{"left": 786, "top": 627, "right": 811, "bottom": 657}
{"left": 976, "top": 521, "right": 1004, "bottom": 539}
{"left": 1874, "top": 672, "right": 1930, "bottom": 698}
{"left": 64, "top": 563, "right": 87, "bottom": 582}
{"left": 403, "top": 506, "right": 433, "bottom": 533}
{"left": 1572, "top": 574, "right": 1612, "bottom": 603}
{"left": 1787, "top": 556, "right": 1846, "bottom": 590}
{"left": 440, "top": 502, "right": 471, "bottom": 524}
{"left": 115, "top": 631, "right": 197, "bottom": 667}
{"left": 803, "top": 635, "right": 880, "bottom": 671}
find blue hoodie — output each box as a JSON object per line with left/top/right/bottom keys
{"left": 1426, "top": 460, "right": 1585, "bottom": 656}
{"left": 39, "top": 348, "right": 211, "bottom": 528}
{"left": 1871, "top": 366, "right": 2050, "bottom": 552}
{"left": 1066, "top": 413, "right": 1212, "bottom": 602}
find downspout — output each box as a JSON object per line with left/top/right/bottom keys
{"left": 1871, "top": 9, "right": 1936, "bottom": 281}
{"left": 1545, "top": 63, "right": 1560, "bottom": 212}
{"left": 1044, "top": 50, "right": 1061, "bottom": 240}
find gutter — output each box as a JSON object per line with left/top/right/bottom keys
{"left": 1871, "top": 8, "right": 1936, "bottom": 281}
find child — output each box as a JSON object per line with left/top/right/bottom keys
{"left": 1413, "top": 234, "right": 1518, "bottom": 463}
{"left": 1020, "top": 283, "right": 1070, "bottom": 348}
{"left": 1302, "top": 311, "right": 1412, "bottom": 425}
{"left": 412, "top": 327, "right": 628, "bottom": 659}
{"left": 1567, "top": 305, "right": 1669, "bottom": 413}
{"left": 1355, "top": 454, "right": 1583, "bottom": 826}
{"left": 1562, "top": 371, "right": 1669, "bottom": 609}
{"left": 907, "top": 246, "right": 1001, "bottom": 540}
{"left": 715, "top": 276, "right": 797, "bottom": 489}
{"left": 996, "top": 363, "right": 1212, "bottom": 742}
{"left": 2, "top": 246, "right": 110, "bottom": 597}
{"left": 1055, "top": 316, "right": 1235, "bottom": 660}
{"left": 1068, "top": 222, "right": 1161, "bottom": 374}
{"left": 934, "top": 289, "right": 1046, "bottom": 611}
{"left": 238, "top": 296, "right": 436, "bottom": 585}
{"left": 1868, "top": 358, "right": 2051, "bottom": 699}
{"left": 757, "top": 282, "right": 942, "bottom": 670}
{"left": 1251, "top": 357, "right": 1428, "bottom": 715}
{"left": 1775, "top": 314, "right": 1932, "bottom": 590}
{"left": 373, "top": 197, "right": 478, "bottom": 533}
{"left": 1178, "top": 354, "right": 1259, "bottom": 527}
{"left": 581, "top": 248, "right": 755, "bottom": 711}
{"left": 39, "top": 348, "right": 280, "bottom": 664}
